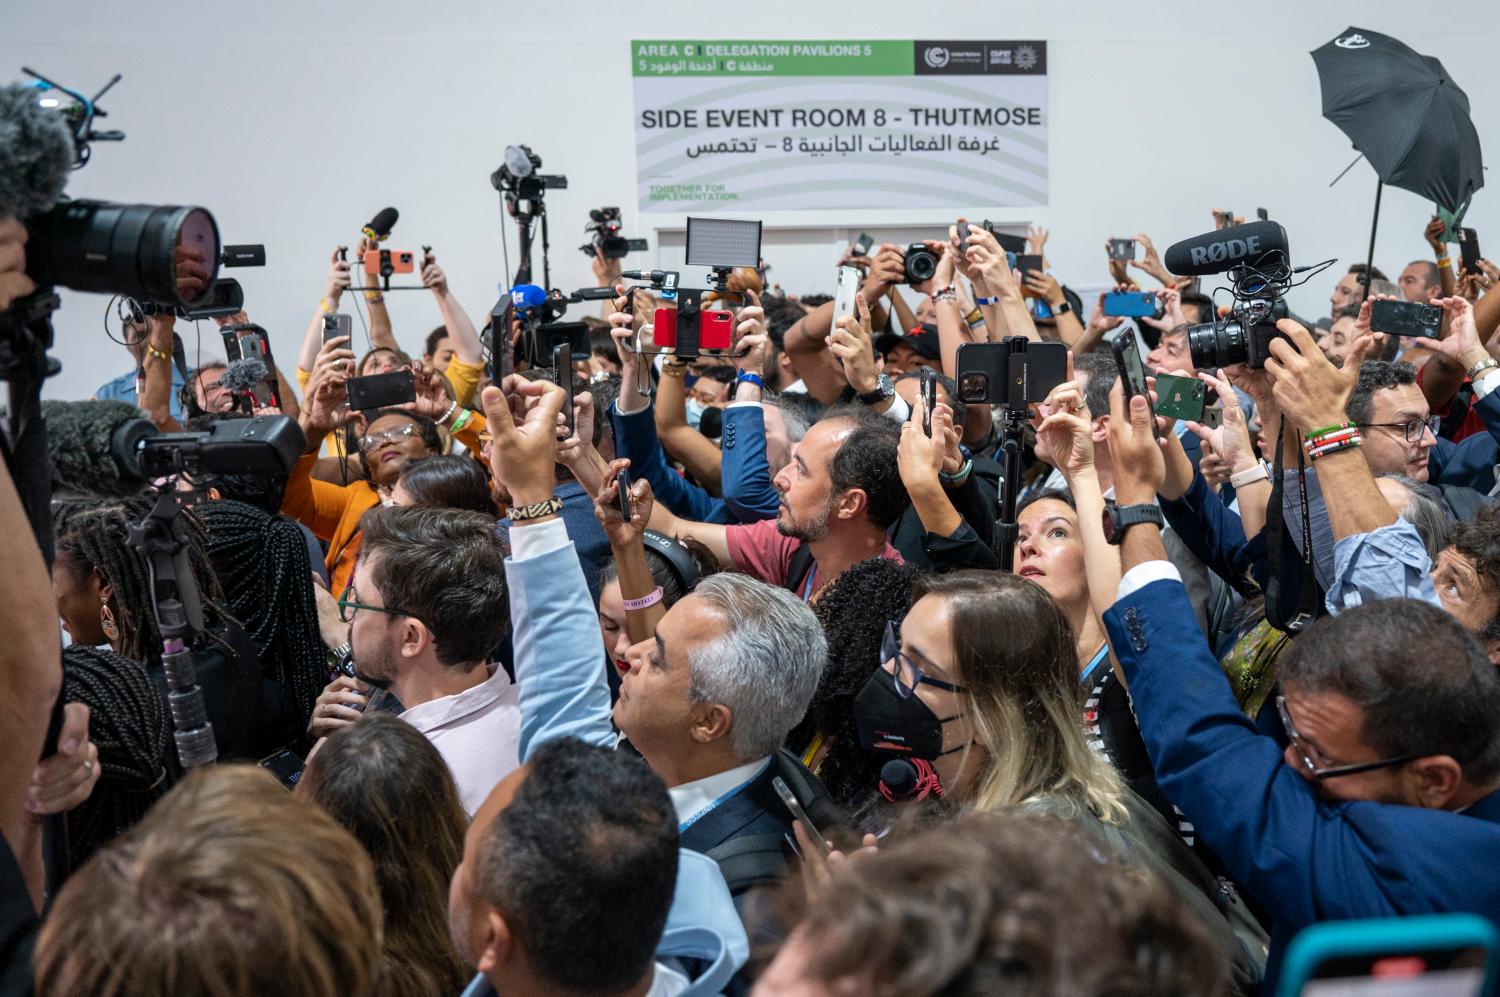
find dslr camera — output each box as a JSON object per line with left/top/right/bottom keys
{"left": 1165, "top": 220, "right": 1294, "bottom": 371}
{"left": 903, "top": 242, "right": 939, "bottom": 284}
{"left": 580, "top": 207, "right": 648, "bottom": 260}
{"left": 1187, "top": 295, "right": 1289, "bottom": 370}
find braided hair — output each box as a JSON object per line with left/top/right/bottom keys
{"left": 194, "top": 500, "right": 326, "bottom": 737}
{"left": 60, "top": 645, "right": 178, "bottom": 868}
{"left": 53, "top": 496, "right": 231, "bottom": 666}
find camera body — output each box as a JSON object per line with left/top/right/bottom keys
{"left": 904, "top": 242, "right": 938, "bottom": 284}
{"left": 1187, "top": 295, "right": 1289, "bottom": 370}
{"left": 581, "top": 207, "right": 649, "bottom": 260}
{"left": 956, "top": 338, "right": 1068, "bottom": 410}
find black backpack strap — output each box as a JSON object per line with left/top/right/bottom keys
{"left": 784, "top": 544, "right": 816, "bottom": 597}
{"left": 705, "top": 833, "right": 790, "bottom": 894}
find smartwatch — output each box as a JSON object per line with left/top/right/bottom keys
{"left": 858, "top": 372, "right": 896, "bottom": 407}
{"left": 1051, "top": 299, "right": 1072, "bottom": 315}
{"left": 1103, "top": 502, "right": 1164, "bottom": 545}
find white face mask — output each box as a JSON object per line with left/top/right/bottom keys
{"left": 685, "top": 397, "right": 707, "bottom": 430}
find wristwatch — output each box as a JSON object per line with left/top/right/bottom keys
{"left": 1229, "top": 460, "right": 1271, "bottom": 489}
{"left": 1103, "top": 502, "right": 1164, "bottom": 545}
{"left": 858, "top": 372, "right": 896, "bottom": 407}
{"left": 507, "top": 497, "right": 564, "bottom": 523}
{"left": 1050, "top": 299, "right": 1072, "bottom": 315}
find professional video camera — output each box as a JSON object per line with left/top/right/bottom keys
{"left": 580, "top": 207, "right": 648, "bottom": 260}
{"left": 1163, "top": 220, "right": 1325, "bottom": 370}
{"left": 490, "top": 144, "right": 568, "bottom": 287}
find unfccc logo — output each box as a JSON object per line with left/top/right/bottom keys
{"left": 925, "top": 46, "right": 950, "bottom": 68}
{"left": 1335, "top": 33, "right": 1371, "bottom": 50}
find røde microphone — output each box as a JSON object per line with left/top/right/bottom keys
{"left": 1163, "top": 220, "right": 1289, "bottom": 277}
{"left": 620, "top": 269, "right": 668, "bottom": 282}
{"left": 361, "top": 206, "right": 399, "bottom": 242}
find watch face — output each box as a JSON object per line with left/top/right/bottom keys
{"left": 1102, "top": 505, "right": 1118, "bottom": 545}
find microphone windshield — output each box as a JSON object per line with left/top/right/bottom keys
{"left": 503, "top": 145, "right": 534, "bottom": 178}
{"left": 1163, "top": 221, "right": 1288, "bottom": 278}
{"left": 880, "top": 758, "right": 919, "bottom": 799}
{"left": 509, "top": 284, "right": 549, "bottom": 312}
{"left": 362, "top": 206, "right": 399, "bottom": 241}
{"left": 41, "top": 399, "right": 158, "bottom": 498}
{"left": 219, "top": 357, "right": 269, "bottom": 393}
{"left": 0, "top": 83, "right": 77, "bottom": 218}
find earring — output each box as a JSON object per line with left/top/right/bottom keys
{"left": 100, "top": 598, "right": 119, "bottom": 642}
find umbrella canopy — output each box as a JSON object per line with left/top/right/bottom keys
{"left": 1311, "top": 27, "right": 1483, "bottom": 212}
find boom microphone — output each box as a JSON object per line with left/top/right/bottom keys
{"left": 362, "top": 206, "right": 398, "bottom": 242}
{"left": 40, "top": 399, "right": 158, "bottom": 498}
{"left": 218, "top": 356, "right": 269, "bottom": 394}
{"left": 509, "top": 283, "right": 550, "bottom": 313}
{"left": 1163, "top": 220, "right": 1289, "bottom": 277}
{"left": 0, "top": 82, "right": 75, "bottom": 219}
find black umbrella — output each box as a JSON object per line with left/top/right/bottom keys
{"left": 1311, "top": 27, "right": 1484, "bottom": 290}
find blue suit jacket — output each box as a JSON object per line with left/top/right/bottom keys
{"left": 1104, "top": 576, "right": 1500, "bottom": 989}
{"left": 1430, "top": 386, "right": 1500, "bottom": 494}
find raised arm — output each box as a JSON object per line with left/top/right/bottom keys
{"left": 654, "top": 356, "right": 724, "bottom": 494}
{"left": 1427, "top": 217, "right": 1458, "bottom": 298}
{"left": 647, "top": 501, "right": 731, "bottom": 567}
{"left": 140, "top": 313, "right": 184, "bottom": 432}
{"left": 786, "top": 243, "right": 904, "bottom": 404}
{"left": 299, "top": 247, "right": 352, "bottom": 374}
{"left": 595, "top": 460, "right": 668, "bottom": 643}
{"left": 420, "top": 250, "right": 485, "bottom": 397}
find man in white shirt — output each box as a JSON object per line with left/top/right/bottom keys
{"left": 347, "top": 506, "right": 519, "bottom": 815}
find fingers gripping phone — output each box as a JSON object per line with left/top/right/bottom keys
{"left": 1112, "top": 333, "right": 1159, "bottom": 439}
{"left": 834, "top": 265, "right": 861, "bottom": 329}
{"left": 1370, "top": 299, "right": 1442, "bottom": 339}
{"left": 616, "top": 467, "right": 632, "bottom": 522}
{"left": 919, "top": 366, "right": 938, "bottom": 435}
{"left": 322, "top": 312, "right": 352, "bottom": 347}
{"left": 773, "top": 775, "right": 830, "bottom": 854}
{"left": 553, "top": 343, "right": 575, "bottom": 438}
{"left": 1458, "top": 228, "right": 1482, "bottom": 274}
{"left": 1108, "top": 238, "right": 1137, "bottom": 261}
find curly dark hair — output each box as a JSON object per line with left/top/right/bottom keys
{"left": 1346, "top": 360, "right": 1418, "bottom": 427}
{"left": 1442, "top": 502, "right": 1500, "bottom": 645}
{"left": 789, "top": 557, "right": 921, "bottom": 813}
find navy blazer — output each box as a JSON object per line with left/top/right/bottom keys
{"left": 1104, "top": 576, "right": 1500, "bottom": 989}
{"left": 1430, "top": 386, "right": 1500, "bottom": 494}
{"left": 679, "top": 761, "right": 793, "bottom": 896}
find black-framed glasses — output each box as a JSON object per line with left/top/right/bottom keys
{"left": 1357, "top": 415, "right": 1440, "bottom": 444}
{"left": 337, "top": 583, "right": 425, "bottom": 626}
{"left": 883, "top": 620, "right": 967, "bottom": 699}
{"left": 356, "top": 423, "right": 419, "bottom": 453}
{"left": 1276, "top": 695, "right": 1417, "bottom": 780}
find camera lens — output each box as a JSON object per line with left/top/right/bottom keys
{"left": 1186, "top": 319, "right": 1249, "bottom": 370}
{"left": 26, "top": 199, "right": 221, "bottom": 309}
{"left": 905, "top": 248, "right": 937, "bottom": 284}
{"left": 958, "top": 372, "right": 988, "bottom": 404}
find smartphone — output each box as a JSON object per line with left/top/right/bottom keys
{"left": 919, "top": 365, "right": 937, "bottom": 434}
{"left": 616, "top": 467, "right": 632, "bottom": 522}
{"left": 1213, "top": 209, "right": 1235, "bottom": 229}
{"left": 1015, "top": 254, "right": 1045, "bottom": 297}
{"left": 1153, "top": 373, "right": 1207, "bottom": 423}
{"left": 772, "top": 775, "right": 830, "bottom": 854}
{"left": 1370, "top": 299, "right": 1442, "bottom": 339}
{"left": 698, "top": 309, "right": 734, "bottom": 352}
{"left": 322, "top": 312, "right": 352, "bottom": 347}
{"left": 834, "top": 264, "right": 861, "bottom": 329}
{"left": 1111, "top": 333, "right": 1158, "bottom": 439}
{"left": 652, "top": 304, "right": 679, "bottom": 349}
{"left": 1458, "top": 228, "right": 1482, "bottom": 274}
{"left": 1103, "top": 290, "right": 1159, "bottom": 318}
{"left": 363, "top": 248, "right": 416, "bottom": 276}
{"left": 1108, "top": 238, "right": 1137, "bottom": 261}
{"left": 346, "top": 369, "right": 416, "bottom": 412}
{"left": 851, "top": 231, "right": 874, "bottom": 258}
{"left": 553, "top": 343, "right": 575, "bottom": 438}
{"left": 1279, "top": 914, "right": 1499, "bottom": 997}
{"left": 489, "top": 299, "right": 516, "bottom": 382}
{"left": 955, "top": 340, "right": 1069, "bottom": 408}
{"left": 258, "top": 748, "right": 306, "bottom": 790}
{"left": 956, "top": 218, "right": 972, "bottom": 252}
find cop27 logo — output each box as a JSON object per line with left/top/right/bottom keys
{"left": 924, "top": 46, "right": 950, "bottom": 68}
{"left": 1335, "top": 33, "right": 1371, "bottom": 50}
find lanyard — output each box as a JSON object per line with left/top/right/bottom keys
{"left": 678, "top": 760, "right": 772, "bottom": 833}
{"left": 801, "top": 565, "right": 818, "bottom": 604}
{"left": 1080, "top": 643, "right": 1110, "bottom": 688}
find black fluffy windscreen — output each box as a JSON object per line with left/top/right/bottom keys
{"left": 0, "top": 82, "right": 76, "bottom": 219}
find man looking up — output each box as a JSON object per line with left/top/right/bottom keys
{"left": 1399, "top": 259, "right": 1442, "bottom": 303}
{"left": 342, "top": 505, "right": 518, "bottom": 816}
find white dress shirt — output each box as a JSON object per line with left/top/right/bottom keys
{"left": 400, "top": 666, "right": 522, "bottom": 817}
{"left": 669, "top": 756, "right": 772, "bottom": 830}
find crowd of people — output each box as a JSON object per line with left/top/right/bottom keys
{"left": 2, "top": 194, "right": 1500, "bottom": 997}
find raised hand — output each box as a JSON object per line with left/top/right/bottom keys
{"left": 1425, "top": 216, "right": 1448, "bottom": 254}
{"left": 479, "top": 376, "right": 567, "bottom": 507}
{"left": 420, "top": 250, "right": 450, "bottom": 297}
{"left": 1184, "top": 368, "right": 1256, "bottom": 474}
{"left": 1035, "top": 379, "right": 1095, "bottom": 482}
{"left": 594, "top": 458, "right": 653, "bottom": 547}
{"left": 1263, "top": 319, "right": 1373, "bottom": 431}
{"left": 325, "top": 246, "right": 352, "bottom": 304}
{"left": 830, "top": 291, "right": 879, "bottom": 394}
{"left": 1027, "top": 224, "right": 1049, "bottom": 256}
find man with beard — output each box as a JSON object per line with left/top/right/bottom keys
{"left": 337, "top": 505, "right": 518, "bottom": 816}
{"left": 647, "top": 407, "right": 907, "bottom": 600}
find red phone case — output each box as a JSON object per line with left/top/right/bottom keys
{"left": 700, "top": 310, "right": 733, "bottom": 350}
{"left": 652, "top": 306, "right": 678, "bottom": 348}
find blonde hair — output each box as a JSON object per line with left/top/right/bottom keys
{"left": 916, "top": 571, "right": 1127, "bottom": 824}
{"left": 35, "top": 765, "right": 385, "bottom": 997}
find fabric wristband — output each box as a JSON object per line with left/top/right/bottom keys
{"left": 623, "top": 587, "right": 664, "bottom": 611}
{"left": 975, "top": 295, "right": 1001, "bottom": 306}
{"left": 450, "top": 408, "right": 473, "bottom": 433}
{"left": 736, "top": 372, "right": 765, "bottom": 389}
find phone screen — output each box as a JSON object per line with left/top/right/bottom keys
{"left": 1302, "top": 951, "right": 1488, "bottom": 997}
{"left": 553, "top": 343, "right": 574, "bottom": 437}
{"left": 772, "top": 776, "right": 830, "bottom": 854}
{"left": 1459, "top": 228, "right": 1482, "bottom": 272}
{"left": 920, "top": 367, "right": 937, "bottom": 434}
{"left": 1112, "top": 334, "right": 1158, "bottom": 438}
{"left": 617, "top": 468, "right": 632, "bottom": 522}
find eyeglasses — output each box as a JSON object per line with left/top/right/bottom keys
{"left": 337, "top": 583, "right": 425, "bottom": 626}
{"left": 1275, "top": 695, "right": 1417, "bottom": 780}
{"left": 883, "top": 620, "right": 967, "bottom": 699}
{"left": 356, "top": 423, "right": 418, "bottom": 452}
{"left": 1357, "top": 415, "right": 1440, "bottom": 444}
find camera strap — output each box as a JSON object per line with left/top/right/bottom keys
{"left": 1263, "top": 421, "right": 1319, "bottom": 635}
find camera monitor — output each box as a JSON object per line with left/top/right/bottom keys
{"left": 685, "top": 217, "right": 762, "bottom": 269}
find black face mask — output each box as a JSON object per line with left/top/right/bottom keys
{"left": 853, "top": 669, "right": 966, "bottom": 761}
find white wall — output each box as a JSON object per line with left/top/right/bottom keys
{"left": 5, "top": 0, "right": 1500, "bottom": 399}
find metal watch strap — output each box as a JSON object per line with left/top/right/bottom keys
{"left": 507, "top": 497, "right": 563, "bottom": 522}
{"left": 859, "top": 373, "right": 894, "bottom": 406}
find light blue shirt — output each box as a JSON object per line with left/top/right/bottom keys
{"left": 95, "top": 366, "right": 187, "bottom": 419}
{"left": 1324, "top": 518, "right": 1439, "bottom": 614}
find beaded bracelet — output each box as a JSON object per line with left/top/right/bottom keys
{"left": 1307, "top": 435, "right": 1362, "bottom": 461}
{"left": 1303, "top": 427, "right": 1360, "bottom": 452}
{"left": 1303, "top": 422, "right": 1352, "bottom": 442}
{"left": 931, "top": 285, "right": 958, "bottom": 302}
{"left": 623, "top": 587, "right": 664, "bottom": 611}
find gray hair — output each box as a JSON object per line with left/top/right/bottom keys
{"left": 685, "top": 573, "right": 826, "bottom": 760}
{"left": 1378, "top": 472, "right": 1451, "bottom": 562}
{"left": 768, "top": 393, "right": 810, "bottom": 444}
